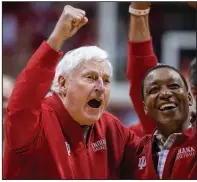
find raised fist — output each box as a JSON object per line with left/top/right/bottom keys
{"left": 52, "top": 5, "right": 88, "bottom": 41}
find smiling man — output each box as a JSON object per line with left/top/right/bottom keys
{"left": 3, "top": 5, "right": 137, "bottom": 179}
{"left": 135, "top": 64, "right": 196, "bottom": 179}
{"left": 142, "top": 65, "right": 192, "bottom": 136}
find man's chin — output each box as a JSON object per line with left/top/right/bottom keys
{"left": 81, "top": 113, "right": 101, "bottom": 124}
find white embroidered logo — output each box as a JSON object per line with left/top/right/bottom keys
{"left": 65, "top": 142, "right": 71, "bottom": 156}
{"left": 91, "top": 139, "right": 107, "bottom": 152}
{"left": 138, "top": 156, "right": 146, "bottom": 170}
{"left": 176, "top": 146, "right": 195, "bottom": 160}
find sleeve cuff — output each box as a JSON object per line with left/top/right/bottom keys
{"left": 28, "top": 41, "right": 64, "bottom": 70}
{"left": 128, "top": 39, "right": 154, "bottom": 56}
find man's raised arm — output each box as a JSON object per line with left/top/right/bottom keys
{"left": 6, "top": 5, "right": 88, "bottom": 149}
{"left": 127, "top": 2, "right": 158, "bottom": 134}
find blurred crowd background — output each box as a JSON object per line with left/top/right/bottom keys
{"left": 2, "top": 2, "right": 196, "bottom": 128}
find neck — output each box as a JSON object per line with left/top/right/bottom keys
{"left": 158, "top": 118, "right": 191, "bottom": 139}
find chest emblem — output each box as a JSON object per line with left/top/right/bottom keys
{"left": 138, "top": 156, "right": 146, "bottom": 170}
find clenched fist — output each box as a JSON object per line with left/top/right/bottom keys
{"left": 48, "top": 5, "right": 88, "bottom": 50}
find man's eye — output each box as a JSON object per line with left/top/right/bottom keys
{"left": 149, "top": 87, "right": 159, "bottom": 94}
{"left": 168, "top": 84, "right": 180, "bottom": 89}
{"left": 87, "top": 75, "right": 93, "bottom": 79}
{"left": 87, "top": 75, "right": 96, "bottom": 80}
{"left": 103, "top": 79, "right": 110, "bottom": 84}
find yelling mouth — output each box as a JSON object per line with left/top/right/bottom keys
{"left": 159, "top": 103, "right": 177, "bottom": 112}
{"left": 88, "top": 99, "right": 102, "bottom": 108}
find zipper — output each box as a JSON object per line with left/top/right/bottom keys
{"left": 84, "top": 125, "right": 94, "bottom": 178}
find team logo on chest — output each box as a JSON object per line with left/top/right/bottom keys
{"left": 91, "top": 139, "right": 107, "bottom": 152}
{"left": 138, "top": 156, "right": 146, "bottom": 170}
{"left": 176, "top": 146, "right": 195, "bottom": 160}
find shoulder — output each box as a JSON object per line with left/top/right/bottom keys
{"left": 135, "top": 135, "right": 152, "bottom": 154}
{"left": 101, "top": 111, "right": 121, "bottom": 123}
{"left": 101, "top": 111, "right": 128, "bottom": 131}
{"left": 182, "top": 127, "right": 196, "bottom": 141}
{"left": 99, "top": 111, "right": 133, "bottom": 139}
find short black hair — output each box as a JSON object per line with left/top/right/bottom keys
{"left": 141, "top": 64, "right": 189, "bottom": 101}
{"left": 189, "top": 57, "right": 196, "bottom": 87}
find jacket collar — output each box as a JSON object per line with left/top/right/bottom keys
{"left": 44, "top": 92, "right": 94, "bottom": 148}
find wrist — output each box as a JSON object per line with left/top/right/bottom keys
{"left": 130, "top": 2, "right": 151, "bottom": 10}
{"left": 47, "top": 34, "right": 65, "bottom": 51}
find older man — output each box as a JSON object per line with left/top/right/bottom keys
{"left": 3, "top": 5, "right": 137, "bottom": 179}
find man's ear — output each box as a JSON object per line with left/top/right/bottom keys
{"left": 143, "top": 101, "right": 148, "bottom": 115}
{"left": 188, "top": 92, "right": 194, "bottom": 106}
{"left": 58, "top": 75, "right": 68, "bottom": 94}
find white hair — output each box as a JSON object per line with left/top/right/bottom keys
{"left": 51, "top": 46, "right": 113, "bottom": 93}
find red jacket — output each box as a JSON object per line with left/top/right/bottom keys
{"left": 135, "top": 127, "right": 196, "bottom": 179}
{"left": 3, "top": 41, "right": 138, "bottom": 179}
{"left": 127, "top": 39, "right": 158, "bottom": 134}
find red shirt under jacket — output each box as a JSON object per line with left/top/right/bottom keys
{"left": 135, "top": 127, "right": 196, "bottom": 179}
{"left": 3, "top": 41, "right": 138, "bottom": 179}
{"left": 127, "top": 39, "right": 158, "bottom": 135}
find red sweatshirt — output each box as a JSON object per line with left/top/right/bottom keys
{"left": 3, "top": 41, "right": 138, "bottom": 179}
{"left": 127, "top": 39, "right": 158, "bottom": 135}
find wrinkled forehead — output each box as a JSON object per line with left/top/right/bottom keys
{"left": 74, "top": 59, "right": 112, "bottom": 77}
{"left": 145, "top": 67, "right": 183, "bottom": 86}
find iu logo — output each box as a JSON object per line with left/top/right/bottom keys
{"left": 138, "top": 156, "right": 146, "bottom": 170}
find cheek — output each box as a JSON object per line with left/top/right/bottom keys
{"left": 176, "top": 91, "right": 189, "bottom": 105}
{"left": 104, "top": 88, "right": 110, "bottom": 102}
{"left": 67, "top": 82, "right": 93, "bottom": 101}
{"left": 146, "top": 96, "right": 155, "bottom": 110}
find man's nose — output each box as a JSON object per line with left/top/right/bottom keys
{"left": 159, "top": 88, "right": 173, "bottom": 99}
{"left": 94, "top": 78, "right": 105, "bottom": 94}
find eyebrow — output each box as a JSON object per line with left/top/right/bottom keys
{"left": 85, "top": 70, "right": 110, "bottom": 77}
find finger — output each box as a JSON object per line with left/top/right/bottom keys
{"left": 78, "top": 17, "right": 88, "bottom": 27}
{"left": 72, "top": 16, "right": 82, "bottom": 26}
{"left": 70, "top": 17, "right": 88, "bottom": 36}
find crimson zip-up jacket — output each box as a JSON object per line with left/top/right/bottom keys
{"left": 127, "top": 39, "right": 196, "bottom": 179}
{"left": 135, "top": 127, "right": 196, "bottom": 179}
{"left": 3, "top": 41, "right": 138, "bottom": 179}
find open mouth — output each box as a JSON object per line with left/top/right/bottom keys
{"left": 159, "top": 103, "right": 177, "bottom": 112}
{"left": 88, "top": 99, "right": 102, "bottom": 108}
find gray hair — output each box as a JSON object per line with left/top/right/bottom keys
{"left": 51, "top": 46, "right": 113, "bottom": 93}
